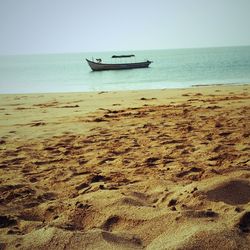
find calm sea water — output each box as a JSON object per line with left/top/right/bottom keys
{"left": 0, "top": 46, "right": 250, "bottom": 94}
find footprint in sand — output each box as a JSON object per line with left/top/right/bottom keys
{"left": 0, "top": 216, "right": 17, "bottom": 228}
{"left": 29, "top": 121, "right": 46, "bottom": 127}
{"left": 184, "top": 209, "right": 218, "bottom": 218}
{"left": 0, "top": 139, "right": 6, "bottom": 145}
{"left": 101, "top": 215, "right": 120, "bottom": 231}
{"left": 206, "top": 180, "right": 250, "bottom": 205}
{"left": 176, "top": 167, "right": 203, "bottom": 178}
{"left": 59, "top": 105, "right": 80, "bottom": 108}
{"left": 237, "top": 212, "right": 250, "bottom": 233}
{"left": 140, "top": 97, "right": 157, "bottom": 101}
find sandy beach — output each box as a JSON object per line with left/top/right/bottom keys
{"left": 0, "top": 84, "right": 250, "bottom": 249}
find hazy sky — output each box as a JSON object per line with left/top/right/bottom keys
{"left": 0, "top": 0, "right": 250, "bottom": 55}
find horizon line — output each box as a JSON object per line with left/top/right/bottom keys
{"left": 1, "top": 44, "right": 250, "bottom": 57}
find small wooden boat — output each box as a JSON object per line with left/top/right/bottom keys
{"left": 86, "top": 54, "right": 152, "bottom": 71}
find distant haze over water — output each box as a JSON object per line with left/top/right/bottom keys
{"left": 0, "top": 46, "right": 250, "bottom": 94}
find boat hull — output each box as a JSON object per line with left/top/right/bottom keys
{"left": 86, "top": 59, "right": 152, "bottom": 71}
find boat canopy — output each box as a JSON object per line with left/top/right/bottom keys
{"left": 112, "top": 54, "right": 135, "bottom": 58}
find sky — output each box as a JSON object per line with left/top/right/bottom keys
{"left": 0, "top": 0, "right": 250, "bottom": 55}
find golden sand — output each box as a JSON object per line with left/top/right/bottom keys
{"left": 0, "top": 84, "right": 250, "bottom": 249}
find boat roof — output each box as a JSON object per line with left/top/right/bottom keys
{"left": 112, "top": 55, "right": 135, "bottom": 58}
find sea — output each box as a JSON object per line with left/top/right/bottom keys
{"left": 0, "top": 46, "right": 250, "bottom": 94}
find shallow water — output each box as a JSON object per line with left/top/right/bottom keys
{"left": 0, "top": 46, "right": 250, "bottom": 94}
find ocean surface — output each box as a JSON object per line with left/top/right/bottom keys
{"left": 0, "top": 46, "right": 250, "bottom": 94}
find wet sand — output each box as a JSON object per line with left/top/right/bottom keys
{"left": 0, "top": 84, "right": 250, "bottom": 249}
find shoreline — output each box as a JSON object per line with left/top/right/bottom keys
{"left": 0, "top": 82, "right": 249, "bottom": 96}
{"left": 0, "top": 83, "right": 250, "bottom": 249}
